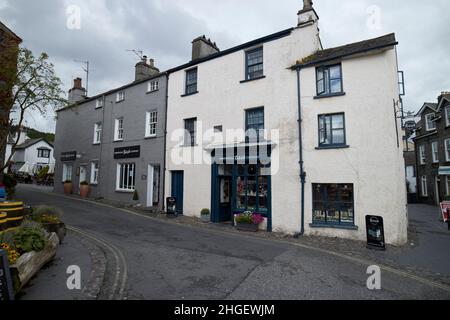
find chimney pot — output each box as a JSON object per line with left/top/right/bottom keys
{"left": 73, "top": 77, "right": 82, "bottom": 89}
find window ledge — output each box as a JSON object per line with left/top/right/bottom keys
{"left": 116, "top": 100, "right": 125, "bottom": 104}
{"left": 146, "top": 89, "right": 159, "bottom": 94}
{"left": 316, "top": 145, "right": 350, "bottom": 150}
{"left": 113, "top": 139, "right": 124, "bottom": 143}
{"left": 240, "top": 76, "right": 266, "bottom": 84}
{"left": 145, "top": 135, "right": 157, "bottom": 140}
{"left": 310, "top": 223, "right": 358, "bottom": 231}
{"left": 314, "top": 92, "right": 346, "bottom": 99}
{"left": 93, "top": 142, "right": 101, "bottom": 146}
{"left": 181, "top": 91, "right": 199, "bottom": 97}
{"left": 115, "top": 189, "right": 135, "bottom": 193}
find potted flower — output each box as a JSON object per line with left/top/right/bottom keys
{"left": 30, "top": 206, "right": 66, "bottom": 244}
{"left": 234, "top": 211, "right": 265, "bottom": 232}
{"left": 200, "top": 208, "right": 210, "bottom": 223}
{"left": 79, "top": 181, "right": 89, "bottom": 198}
{"left": 63, "top": 180, "right": 73, "bottom": 195}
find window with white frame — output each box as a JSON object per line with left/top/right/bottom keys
{"left": 93, "top": 122, "right": 102, "bottom": 144}
{"left": 116, "top": 91, "right": 125, "bottom": 102}
{"left": 37, "top": 148, "right": 50, "bottom": 158}
{"left": 445, "top": 139, "right": 450, "bottom": 162}
{"left": 432, "top": 141, "right": 439, "bottom": 163}
{"left": 145, "top": 111, "right": 157, "bottom": 137}
{"left": 116, "top": 163, "right": 135, "bottom": 191}
{"left": 62, "top": 163, "right": 73, "bottom": 182}
{"left": 446, "top": 106, "right": 450, "bottom": 127}
{"left": 148, "top": 80, "right": 159, "bottom": 92}
{"left": 95, "top": 98, "right": 104, "bottom": 109}
{"left": 114, "top": 118, "right": 124, "bottom": 141}
{"left": 419, "top": 145, "right": 426, "bottom": 165}
{"left": 90, "top": 162, "right": 99, "bottom": 184}
{"left": 425, "top": 113, "right": 436, "bottom": 131}
{"left": 421, "top": 176, "right": 428, "bottom": 197}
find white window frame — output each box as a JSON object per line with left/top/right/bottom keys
{"left": 93, "top": 122, "right": 102, "bottom": 144}
{"left": 145, "top": 111, "right": 158, "bottom": 138}
{"left": 114, "top": 118, "right": 124, "bottom": 141}
{"left": 148, "top": 80, "right": 159, "bottom": 93}
{"left": 425, "top": 113, "right": 436, "bottom": 131}
{"left": 116, "top": 163, "right": 136, "bottom": 192}
{"left": 445, "top": 139, "right": 450, "bottom": 162}
{"left": 432, "top": 141, "right": 439, "bottom": 163}
{"left": 95, "top": 98, "right": 104, "bottom": 109}
{"left": 446, "top": 176, "right": 450, "bottom": 196}
{"left": 116, "top": 91, "right": 125, "bottom": 102}
{"left": 90, "top": 161, "right": 99, "bottom": 185}
{"left": 421, "top": 176, "right": 428, "bottom": 197}
{"left": 419, "top": 145, "right": 426, "bottom": 165}
{"left": 62, "top": 163, "right": 73, "bottom": 182}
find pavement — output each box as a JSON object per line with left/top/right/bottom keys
{"left": 12, "top": 184, "right": 450, "bottom": 300}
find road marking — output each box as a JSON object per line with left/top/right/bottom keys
{"left": 67, "top": 225, "right": 128, "bottom": 300}
{"left": 23, "top": 186, "right": 450, "bottom": 294}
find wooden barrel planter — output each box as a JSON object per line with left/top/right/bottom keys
{"left": 0, "top": 202, "right": 24, "bottom": 232}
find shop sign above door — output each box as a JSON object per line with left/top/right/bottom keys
{"left": 114, "top": 146, "right": 141, "bottom": 159}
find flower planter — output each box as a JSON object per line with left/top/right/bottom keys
{"left": 201, "top": 214, "right": 210, "bottom": 223}
{"left": 42, "top": 222, "right": 66, "bottom": 244}
{"left": 79, "top": 184, "right": 89, "bottom": 198}
{"left": 236, "top": 222, "right": 259, "bottom": 232}
{"left": 10, "top": 233, "right": 59, "bottom": 293}
{"left": 63, "top": 182, "right": 73, "bottom": 195}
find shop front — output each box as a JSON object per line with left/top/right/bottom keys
{"left": 210, "top": 144, "right": 272, "bottom": 231}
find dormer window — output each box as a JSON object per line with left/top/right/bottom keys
{"left": 116, "top": 91, "right": 125, "bottom": 103}
{"left": 425, "top": 113, "right": 436, "bottom": 131}
{"left": 316, "top": 64, "right": 343, "bottom": 97}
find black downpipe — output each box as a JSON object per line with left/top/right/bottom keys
{"left": 294, "top": 67, "right": 306, "bottom": 238}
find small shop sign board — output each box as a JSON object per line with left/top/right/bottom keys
{"left": 366, "top": 215, "right": 386, "bottom": 250}
{"left": 0, "top": 249, "right": 14, "bottom": 301}
{"left": 114, "top": 146, "right": 141, "bottom": 159}
{"left": 440, "top": 201, "right": 450, "bottom": 223}
{"left": 166, "top": 197, "right": 177, "bottom": 215}
{"left": 61, "top": 151, "right": 77, "bottom": 162}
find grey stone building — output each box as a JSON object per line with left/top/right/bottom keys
{"left": 54, "top": 57, "right": 167, "bottom": 210}
{"left": 414, "top": 92, "right": 450, "bottom": 205}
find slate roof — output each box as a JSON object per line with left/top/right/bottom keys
{"left": 292, "top": 33, "right": 398, "bottom": 68}
{"left": 15, "top": 138, "right": 53, "bottom": 150}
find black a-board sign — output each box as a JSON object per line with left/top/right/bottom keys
{"left": 166, "top": 197, "right": 177, "bottom": 215}
{"left": 0, "top": 249, "right": 14, "bottom": 300}
{"left": 366, "top": 215, "right": 386, "bottom": 250}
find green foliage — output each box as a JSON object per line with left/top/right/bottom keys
{"left": 235, "top": 212, "right": 253, "bottom": 224}
{"left": 0, "top": 230, "right": 16, "bottom": 247}
{"left": 201, "top": 208, "right": 210, "bottom": 216}
{"left": 13, "top": 226, "right": 48, "bottom": 253}
{"left": 133, "top": 190, "right": 139, "bottom": 201}
{"left": 10, "top": 126, "right": 55, "bottom": 143}
{"left": 29, "top": 205, "right": 63, "bottom": 224}
{"left": 80, "top": 181, "right": 89, "bottom": 186}
{"left": 3, "top": 174, "right": 17, "bottom": 200}
{"left": 37, "top": 166, "right": 49, "bottom": 179}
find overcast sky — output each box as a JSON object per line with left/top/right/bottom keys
{"left": 1, "top": 0, "right": 449, "bottom": 133}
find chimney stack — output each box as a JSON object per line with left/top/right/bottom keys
{"left": 135, "top": 56, "right": 160, "bottom": 81}
{"left": 191, "top": 35, "right": 220, "bottom": 61}
{"left": 68, "top": 77, "right": 87, "bottom": 103}
{"left": 298, "top": 0, "right": 319, "bottom": 26}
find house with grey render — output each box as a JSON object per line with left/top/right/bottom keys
{"left": 54, "top": 57, "right": 167, "bottom": 209}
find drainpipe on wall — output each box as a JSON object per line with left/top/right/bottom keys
{"left": 162, "top": 73, "right": 169, "bottom": 212}
{"left": 294, "top": 67, "right": 306, "bottom": 238}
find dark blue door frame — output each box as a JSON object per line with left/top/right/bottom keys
{"left": 210, "top": 148, "right": 272, "bottom": 232}
{"left": 171, "top": 171, "right": 184, "bottom": 215}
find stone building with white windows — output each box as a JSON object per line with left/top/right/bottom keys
{"left": 164, "top": 2, "right": 408, "bottom": 244}
{"left": 54, "top": 57, "right": 167, "bottom": 209}
{"left": 414, "top": 93, "right": 450, "bottom": 206}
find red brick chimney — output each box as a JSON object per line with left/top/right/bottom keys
{"left": 68, "top": 77, "right": 87, "bottom": 103}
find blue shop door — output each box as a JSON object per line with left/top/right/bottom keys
{"left": 218, "top": 176, "right": 232, "bottom": 222}
{"left": 171, "top": 171, "right": 184, "bottom": 215}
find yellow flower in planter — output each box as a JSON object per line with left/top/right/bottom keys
{"left": 0, "top": 242, "right": 21, "bottom": 265}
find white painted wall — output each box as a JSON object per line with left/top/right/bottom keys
{"left": 165, "top": 19, "right": 408, "bottom": 245}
